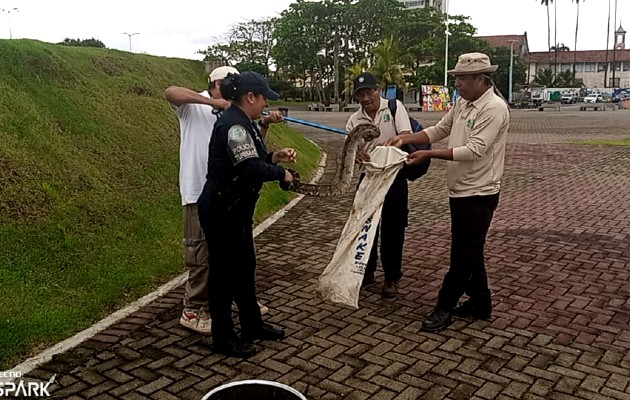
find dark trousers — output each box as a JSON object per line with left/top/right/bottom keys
{"left": 198, "top": 188, "right": 262, "bottom": 343}
{"left": 365, "top": 170, "right": 408, "bottom": 282}
{"left": 436, "top": 193, "right": 500, "bottom": 312}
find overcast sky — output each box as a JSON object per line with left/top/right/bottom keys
{"left": 1, "top": 0, "right": 628, "bottom": 60}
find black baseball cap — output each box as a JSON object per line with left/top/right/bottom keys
{"left": 240, "top": 71, "right": 279, "bottom": 101}
{"left": 353, "top": 72, "right": 379, "bottom": 95}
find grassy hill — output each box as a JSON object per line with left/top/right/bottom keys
{"left": 0, "top": 39, "right": 320, "bottom": 369}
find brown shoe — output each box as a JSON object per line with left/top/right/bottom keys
{"left": 382, "top": 280, "right": 398, "bottom": 299}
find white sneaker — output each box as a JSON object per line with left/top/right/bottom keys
{"left": 231, "top": 301, "right": 269, "bottom": 315}
{"left": 180, "top": 308, "right": 211, "bottom": 334}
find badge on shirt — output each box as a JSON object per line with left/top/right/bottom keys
{"left": 227, "top": 125, "right": 258, "bottom": 165}
{"left": 228, "top": 125, "right": 248, "bottom": 142}
{"left": 467, "top": 118, "right": 474, "bottom": 129}
{"left": 383, "top": 113, "right": 391, "bottom": 123}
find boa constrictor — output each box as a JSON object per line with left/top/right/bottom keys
{"left": 280, "top": 123, "right": 380, "bottom": 197}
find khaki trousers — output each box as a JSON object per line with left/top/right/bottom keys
{"left": 183, "top": 203, "right": 209, "bottom": 310}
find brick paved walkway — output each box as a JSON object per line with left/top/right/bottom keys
{"left": 20, "top": 110, "right": 630, "bottom": 399}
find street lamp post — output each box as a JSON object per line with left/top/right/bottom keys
{"left": 508, "top": 39, "right": 519, "bottom": 104}
{"left": 122, "top": 32, "right": 140, "bottom": 52}
{"left": 1, "top": 8, "right": 19, "bottom": 39}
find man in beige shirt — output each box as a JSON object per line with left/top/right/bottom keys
{"left": 386, "top": 52, "right": 509, "bottom": 331}
{"left": 346, "top": 72, "right": 412, "bottom": 299}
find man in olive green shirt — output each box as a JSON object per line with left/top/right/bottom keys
{"left": 386, "top": 52, "right": 509, "bottom": 331}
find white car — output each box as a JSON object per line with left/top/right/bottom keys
{"left": 584, "top": 94, "right": 603, "bottom": 103}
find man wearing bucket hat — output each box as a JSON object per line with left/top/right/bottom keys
{"left": 385, "top": 52, "right": 510, "bottom": 332}
{"left": 165, "top": 66, "right": 270, "bottom": 335}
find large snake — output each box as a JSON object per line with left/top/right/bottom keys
{"left": 280, "top": 123, "right": 380, "bottom": 197}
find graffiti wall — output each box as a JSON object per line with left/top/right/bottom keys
{"left": 422, "top": 85, "right": 451, "bottom": 112}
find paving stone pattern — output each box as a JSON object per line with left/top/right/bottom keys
{"left": 21, "top": 110, "right": 630, "bottom": 399}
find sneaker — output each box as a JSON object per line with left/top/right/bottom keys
{"left": 180, "top": 308, "right": 212, "bottom": 334}
{"left": 212, "top": 337, "right": 256, "bottom": 358}
{"left": 231, "top": 301, "right": 270, "bottom": 315}
{"left": 452, "top": 301, "right": 492, "bottom": 320}
{"left": 362, "top": 272, "right": 376, "bottom": 287}
{"left": 421, "top": 309, "right": 452, "bottom": 332}
{"left": 382, "top": 280, "right": 398, "bottom": 299}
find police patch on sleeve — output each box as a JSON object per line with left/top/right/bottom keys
{"left": 227, "top": 125, "right": 258, "bottom": 165}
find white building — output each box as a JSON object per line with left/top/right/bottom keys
{"left": 398, "top": 0, "right": 445, "bottom": 12}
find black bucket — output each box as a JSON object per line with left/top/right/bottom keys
{"left": 202, "top": 380, "right": 306, "bottom": 400}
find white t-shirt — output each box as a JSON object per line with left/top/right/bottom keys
{"left": 171, "top": 90, "right": 217, "bottom": 205}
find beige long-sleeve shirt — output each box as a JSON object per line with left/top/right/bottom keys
{"left": 424, "top": 87, "right": 509, "bottom": 198}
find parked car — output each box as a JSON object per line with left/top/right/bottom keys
{"left": 613, "top": 92, "right": 630, "bottom": 103}
{"left": 584, "top": 94, "right": 603, "bottom": 103}
{"left": 560, "top": 94, "right": 577, "bottom": 104}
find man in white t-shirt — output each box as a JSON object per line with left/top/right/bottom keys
{"left": 165, "top": 66, "right": 269, "bottom": 334}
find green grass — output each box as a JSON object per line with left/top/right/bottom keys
{"left": 571, "top": 139, "right": 630, "bottom": 146}
{"left": 0, "top": 39, "right": 319, "bottom": 369}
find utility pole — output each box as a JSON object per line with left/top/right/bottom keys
{"left": 122, "top": 32, "right": 140, "bottom": 52}
{"left": 1, "top": 8, "right": 18, "bottom": 39}
{"left": 508, "top": 39, "right": 519, "bottom": 104}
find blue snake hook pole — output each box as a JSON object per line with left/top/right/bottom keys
{"left": 261, "top": 111, "right": 348, "bottom": 135}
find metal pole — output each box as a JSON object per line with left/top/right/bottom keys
{"left": 1, "top": 8, "right": 18, "bottom": 39}
{"left": 122, "top": 32, "right": 139, "bottom": 52}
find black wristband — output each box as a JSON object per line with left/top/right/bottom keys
{"left": 258, "top": 120, "right": 269, "bottom": 129}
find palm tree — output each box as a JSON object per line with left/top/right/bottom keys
{"left": 604, "top": 0, "right": 611, "bottom": 87}
{"left": 572, "top": 0, "right": 583, "bottom": 80}
{"left": 550, "top": 43, "right": 570, "bottom": 51}
{"left": 532, "top": 67, "right": 556, "bottom": 87}
{"left": 343, "top": 62, "right": 367, "bottom": 102}
{"left": 612, "top": 0, "right": 618, "bottom": 86}
{"left": 369, "top": 36, "right": 409, "bottom": 91}
{"left": 539, "top": 0, "right": 553, "bottom": 72}
{"left": 553, "top": 0, "right": 558, "bottom": 75}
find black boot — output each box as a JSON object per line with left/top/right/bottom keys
{"left": 242, "top": 322, "right": 285, "bottom": 342}
{"left": 211, "top": 337, "right": 256, "bottom": 358}
{"left": 421, "top": 309, "right": 452, "bottom": 332}
{"left": 453, "top": 300, "right": 492, "bottom": 320}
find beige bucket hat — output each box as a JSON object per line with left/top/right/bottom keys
{"left": 447, "top": 52, "right": 498, "bottom": 75}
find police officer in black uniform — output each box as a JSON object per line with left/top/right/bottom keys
{"left": 197, "top": 71, "right": 296, "bottom": 358}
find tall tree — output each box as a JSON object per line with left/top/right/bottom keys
{"left": 604, "top": 0, "right": 611, "bottom": 87}
{"left": 572, "top": 0, "right": 583, "bottom": 80}
{"left": 273, "top": 0, "right": 337, "bottom": 101}
{"left": 539, "top": 0, "right": 553, "bottom": 72}
{"left": 369, "top": 36, "right": 409, "bottom": 90}
{"left": 553, "top": 0, "right": 558, "bottom": 75}
{"left": 198, "top": 18, "right": 275, "bottom": 69}
{"left": 550, "top": 43, "right": 570, "bottom": 51}
{"left": 612, "top": 0, "right": 618, "bottom": 86}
